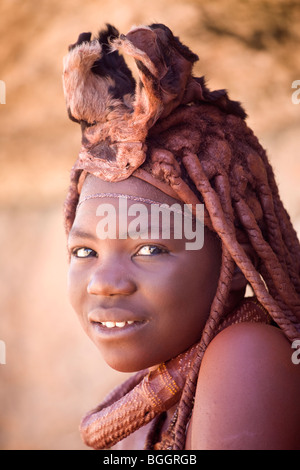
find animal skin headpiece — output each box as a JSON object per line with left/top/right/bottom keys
{"left": 63, "top": 23, "right": 245, "bottom": 203}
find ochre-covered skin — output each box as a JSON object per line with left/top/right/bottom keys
{"left": 79, "top": 300, "right": 271, "bottom": 450}
{"left": 63, "top": 23, "right": 300, "bottom": 450}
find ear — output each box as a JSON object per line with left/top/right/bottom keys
{"left": 230, "top": 243, "right": 259, "bottom": 292}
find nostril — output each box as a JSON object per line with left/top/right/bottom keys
{"left": 87, "top": 271, "right": 137, "bottom": 297}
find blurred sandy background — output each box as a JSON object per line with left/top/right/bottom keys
{"left": 0, "top": 0, "right": 299, "bottom": 450}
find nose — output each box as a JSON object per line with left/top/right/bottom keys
{"left": 87, "top": 260, "right": 137, "bottom": 297}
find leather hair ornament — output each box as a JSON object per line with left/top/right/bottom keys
{"left": 62, "top": 23, "right": 246, "bottom": 183}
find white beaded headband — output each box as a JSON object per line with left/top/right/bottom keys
{"left": 76, "top": 193, "right": 172, "bottom": 210}
{"left": 76, "top": 192, "right": 197, "bottom": 220}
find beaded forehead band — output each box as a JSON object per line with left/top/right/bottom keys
{"left": 76, "top": 192, "right": 198, "bottom": 223}
{"left": 76, "top": 193, "right": 176, "bottom": 210}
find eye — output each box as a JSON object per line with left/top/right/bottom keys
{"left": 72, "top": 247, "right": 97, "bottom": 258}
{"left": 135, "top": 245, "right": 168, "bottom": 256}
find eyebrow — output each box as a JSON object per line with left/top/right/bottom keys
{"left": 68, "top": 221, "right": 180, "bottom": 242}
{"left": 68, "top": 228, "right": 97, "bottom": 241}
{"left": 125, "top": 220, "right": 179, "bottom": 240}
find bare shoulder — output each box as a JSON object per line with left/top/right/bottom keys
{"left": 186, "top": 322, "right": 300, "bottom": 450}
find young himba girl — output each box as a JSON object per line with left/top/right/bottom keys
{"left": 62, "top": 24, "right": 300, "bottom": 450}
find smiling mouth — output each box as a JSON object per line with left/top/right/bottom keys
{"left": 90, "top": 319, "right": 147, "bottom": 333}
{"left": 88, "top": 307, "right": 147, "bottom": 331}
{"left": 90, "top": 319, "right": 148, "bottom": 339}
{"left": 97, "top": 320, "right": 135, "bottom": 328}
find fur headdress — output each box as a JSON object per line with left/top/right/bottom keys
{"left": 63, "top": 23, "right": 245, "bottom": 183}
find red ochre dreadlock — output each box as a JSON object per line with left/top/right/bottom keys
{"left": 63, "top": 23, "right": 300, "bottom": 450}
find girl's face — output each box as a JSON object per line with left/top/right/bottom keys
{"left": 67, "top": 175, "right": 222, "bottom": 372}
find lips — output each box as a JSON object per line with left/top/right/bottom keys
{"left": 99, "top": 320, "right": 134, "bottom": 328}
{"left": 88, "top": 307, "right": 147, "bottom": 329}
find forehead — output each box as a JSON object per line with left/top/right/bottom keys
{"left": 73, "top": 174, "right": 210, "bottom": 250}
{"left": 79, "top": 174, "right": 183, "bottom": 207}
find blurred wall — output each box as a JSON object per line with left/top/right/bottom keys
{"left": 0, "top": 0, "right": 299, "bottom": 449}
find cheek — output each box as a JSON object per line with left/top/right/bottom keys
{"left": 166, "top": 253, "right": 220, "bottom": 330}
{"left": 67, "top": 266, "right": 87, "bottom": 320}
{"left": 165, "top": 254, "right": 220, "bottom": 312}
{"left": 146, "top": 257, "right": 220, "bottom": 345}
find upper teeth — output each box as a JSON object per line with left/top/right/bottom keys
{"left": 100, "top": 320, "right": 134, "bottom": 328}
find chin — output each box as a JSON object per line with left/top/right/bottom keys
{"left": 105, "top": 359, "right": 148, "bottom": 373}
{"left": 102, "top": 352, "right": 161, "bottom": 373}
